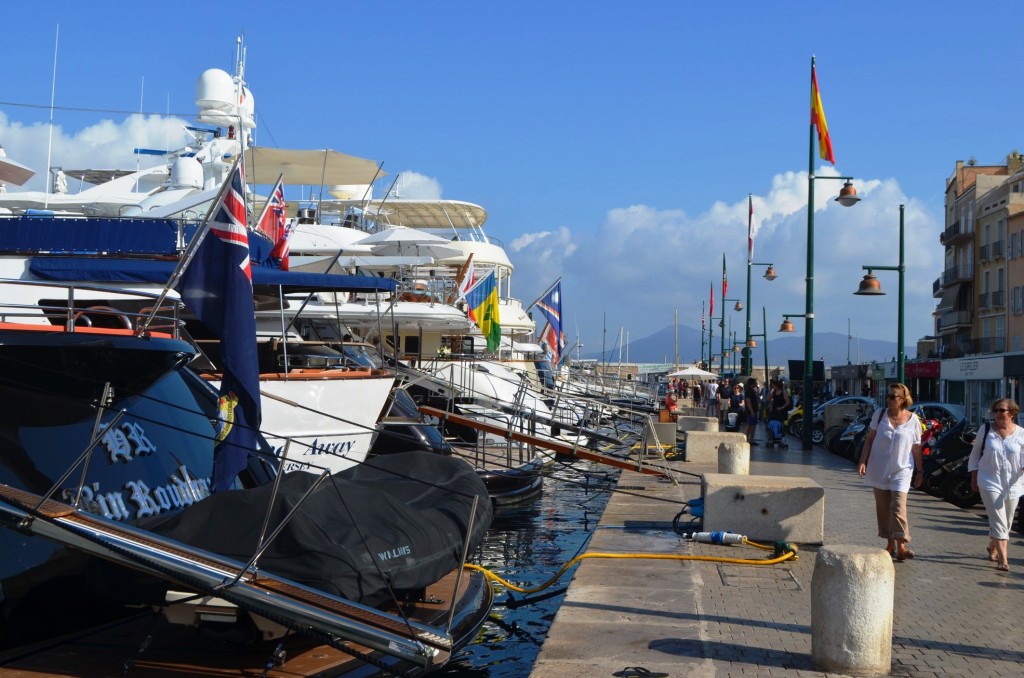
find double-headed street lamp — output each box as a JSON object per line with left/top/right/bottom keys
{"left": 743, "top": 261, "right": 777, "bottom": 375}
{"left": 854, "top": 204, "right": 905, "bottom": 384}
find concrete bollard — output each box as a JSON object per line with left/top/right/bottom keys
{"left": 811, "top": 545, "right": 894, "bottom": 675}
{"left": 717, "top": 440, "right": 749, "bottom": 474}
{"left": 676, "top": 415, "right": 719, "bottom": 433}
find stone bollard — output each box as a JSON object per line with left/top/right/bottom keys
{"left": 717, "top": 440, "right": 749, "bottom": 474}
{"left": 811, "top": 545, "right": 894, "bottom": 675}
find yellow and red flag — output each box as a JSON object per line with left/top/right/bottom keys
{"left": 811, "top": 63, "right": 835, "bottom": 164}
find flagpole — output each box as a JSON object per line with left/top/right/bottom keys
{"left": 136, "top": 156, "right": 243, "bottom": 336}
{"left": 525, "top": 276, "right": 563, "bottom": 313}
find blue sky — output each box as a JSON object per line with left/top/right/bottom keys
{"left": 2, "top": 2, "right": 1022, "bottom": 364}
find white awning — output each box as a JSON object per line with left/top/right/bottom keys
{"left": 325, "top": 199, "right": 487, "bottom": 229}
{"left": 243, "top": 147, "right": 383, "bottom": 186}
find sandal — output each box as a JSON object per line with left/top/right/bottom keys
{"left": 895, "top": 548, "right": 915, "bottom": 561}
{"left": 613, "top": 669, "right": 670, "bottom": 678}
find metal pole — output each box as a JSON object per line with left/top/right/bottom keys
{"left": 803, "top": 56, "right": 816, "bottom": 451}
{"left": 898, "top": 204, "right": 905, "bottom": 384}
{"left": 763, "top": 306, "right": 770, "bottom": 378}
{"left": 744, "top": 195, "right": 753, "bottom": 375}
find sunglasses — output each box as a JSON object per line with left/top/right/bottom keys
{"left": 886, "top": 394, "right": 900, "bottom": 400}
{"left": 993, "top": 408, "right": 1011, "bottom": 413}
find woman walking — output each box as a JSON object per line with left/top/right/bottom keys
{"left": 857, "top": 383, "right": 923, "bottom": 561}
{"left": 968, "top": 398, "right": 1024, "bottom": 572}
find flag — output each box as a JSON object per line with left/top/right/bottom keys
{"left": 709, "top": 283, "right": 714, "bottom": 319}
{"left": 747, "top": 194, "right": 754, "bottom": 263}
{"left": 464, "top": 270, "right": 501, "bottom": 352}
{"left": 535, "top": 281, "right": 565, "bottom": 366}
{"left": 457, "top": 259, "right": 476, "bottom": 302}
{"left": 268, "top": 220, "right": 295, "bottom": 271}
{"left": 722, "top": 254, "right": 728, "bottom": 299}
{"left": 175, "top": 162, "right": 261, "bottom": 492}
{"left": 811, "top": 62, "right": 835, "bottom": 164}
{"left": 257, "top": 176, "right": 287, "bottom": 244}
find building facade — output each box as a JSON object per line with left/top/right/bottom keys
{"left": 934, "top": 152, "right": 1024, "bottom": 422}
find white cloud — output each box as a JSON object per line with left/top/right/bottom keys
{"left": 393, "top": 171, "right": 442, "bottom": 199}
{"left": 0, "top": 112, "right": 191, "bottom": 191}
{"left": 513, "top": 169, "right": 943, "bottom": 355}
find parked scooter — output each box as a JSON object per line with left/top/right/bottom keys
{"left": 939, "top": 455, "right": 982, "bottom": 508}
{"left": 920, "top": 419, "right": 976, "bottom": 496}
{"left": 825, "top": 407, "right": 874, "bottom": 462}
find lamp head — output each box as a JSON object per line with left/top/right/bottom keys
{"left": 763, "top": 265, "right": 777, "bottom": 281}
{"left": 779, "top": 319, "right": 796, "bottom": 333}
{"left": 733, "top": 300, "right": 743, "bottom": 312}
{"left": 836, "top": 180, "right": 861, "bottom": 207}
{"left": 854, "top": 272, "right": 885, "bottom": 295}
{"left": 746, "top": 338, "right": 757, "bottom": 348}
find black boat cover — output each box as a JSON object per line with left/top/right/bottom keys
{"left": 141, "top": 452, "right": 492, "bottom": 606}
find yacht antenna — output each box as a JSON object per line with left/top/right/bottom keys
{"left": 43, "top": 24, "right": 59, "bottom": 208}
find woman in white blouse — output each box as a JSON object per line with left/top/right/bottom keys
{"left": 858, "top": 383, "right": 924, "bottom": 561}
{"left": 969, "top": 398, "right": 1024, "bottom": 572}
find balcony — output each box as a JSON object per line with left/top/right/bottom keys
{"left": 940, "top": 264, "right": 974, "bottom": 286}
{"left": 936, "top": 310, "right": 972, "bottom": 332}
{"left": 981, "top": 241, "right": 1006, "bottom": 262}
{"left": 940, "top": 220, "right": 973, "bottom": 245}
{"left": 992, "top": 289, "right": 1006, "bottom": 307}
{"left": 978, "top": 292, "right": 989, "bottom": 309}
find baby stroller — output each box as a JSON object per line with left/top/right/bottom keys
{"left": 765, "top": 418, "right": 789, "bottom": 449}
{"left": 724, "top": 410, "right": 742, "bottom": 433}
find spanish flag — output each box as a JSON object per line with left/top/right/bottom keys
{"left": 464, "top": 270, "right": 502, "bottom": 352}
{"left": 811, "top": 61, "right": 835, "bottom": 164}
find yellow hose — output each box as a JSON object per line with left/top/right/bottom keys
{"left": 467, "top": 537, "right": 798, "bottom": 594}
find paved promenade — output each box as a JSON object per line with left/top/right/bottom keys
{"left": 530, "top": 432, "right": 1022, "bottom": 677}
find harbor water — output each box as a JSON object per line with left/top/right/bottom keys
{"left": 437, "top": 457, "right": 622, "bottom": 676}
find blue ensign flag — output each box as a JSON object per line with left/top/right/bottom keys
{"left": 535, "top": 281, "right": 565, "bottom": 366}
{"left": 175, "top": 163, "right": 262, "bottom": 491}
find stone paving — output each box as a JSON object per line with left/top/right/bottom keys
{"left": 530, "top": 431, "right": 1022, "bottom": 677}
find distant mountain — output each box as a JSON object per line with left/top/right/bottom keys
{"left": 585, "top": 324, "right": 914, "bottom": 368}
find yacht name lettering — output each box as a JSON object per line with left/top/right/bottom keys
{"left": 275, "top": 438, "right": 356, "bottom": 459}
{"left": 100, "top": 421, "right": 157, "bottom": 464}
{"left": 61, "top": 465, "right": 211, "bottom": 522}
{"left": 377, "top": 545, "right": 412, "bottom": 561}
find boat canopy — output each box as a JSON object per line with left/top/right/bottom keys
{"left": 28, "top": 257, "right": 397, "bottom": 293}
{"left": 327, "top": 199, "right": 487, "bottom": 229}
{"left": 243, "top": 147, "right": 384, "bottom": 186}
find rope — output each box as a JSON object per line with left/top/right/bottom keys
{"left": 466, "top": 538, "right": 798, "bottom": 594}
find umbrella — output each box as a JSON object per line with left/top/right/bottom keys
{"left": 668, "top": 366, "right": 718, "bottom": 379}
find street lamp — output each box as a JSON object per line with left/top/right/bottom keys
{"left": 720, "top": 298, "right": 743, "bottom": 375}
{"left": 854, "top": 204, "right": 905, "bottom": 384}
{"left": 743, "top": 260, "right": 778, "bottom": 375}
{"left": 747, "top": 307, "right": 771, "bottom": 380}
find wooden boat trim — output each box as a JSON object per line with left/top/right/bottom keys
{"left": 420, "top": 405, "right": 670, "bottom": 479}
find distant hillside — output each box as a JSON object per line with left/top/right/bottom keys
{"left": 585, "top": 324, "right": 914, "bottom": 368}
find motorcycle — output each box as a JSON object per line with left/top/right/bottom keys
{"left": 939, "top": 455, "right": 982, "bottom": 508}
{"left": 786, "top": 403, "right": 826, "bottom": 444}
{"left": 920, "top": 419, "right": 976, "bottom": 496}
{"left": 825, "top": 407, "right": 875, "bottom": 462}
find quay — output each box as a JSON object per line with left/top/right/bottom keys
{"left": 530, "top": 432, "right": 1021, "bottom": 677}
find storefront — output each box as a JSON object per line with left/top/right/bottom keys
{"left": 940, "top": 355, "right": 1004, "bottom": 424}
{"left": 905, "top": 359, "right": 940, "bottom": 402}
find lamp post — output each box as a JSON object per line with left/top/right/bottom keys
{"left": 854, "top": 204, "right": 905, "bottom": 384}
{"left": 804, "top": 170, "right": 860, "bottom": 450}
{"left": 720, "top": 298, "right": 743, "bottom": 377}
{"left": 747, "top": 306, "right": 771, "bottom": 381}
{"left": 743, "top": 261, "right": 777, "bottom": 376}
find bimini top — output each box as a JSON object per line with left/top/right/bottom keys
{"left": 328, "top": 199, "right": 487, "bottom": 230}
{"left": 28, "top": 257, "right": 397, "bottom": 293}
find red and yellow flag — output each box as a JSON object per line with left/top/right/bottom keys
{"left": 811, "top": 64, "right": 835, "bottom": 165}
